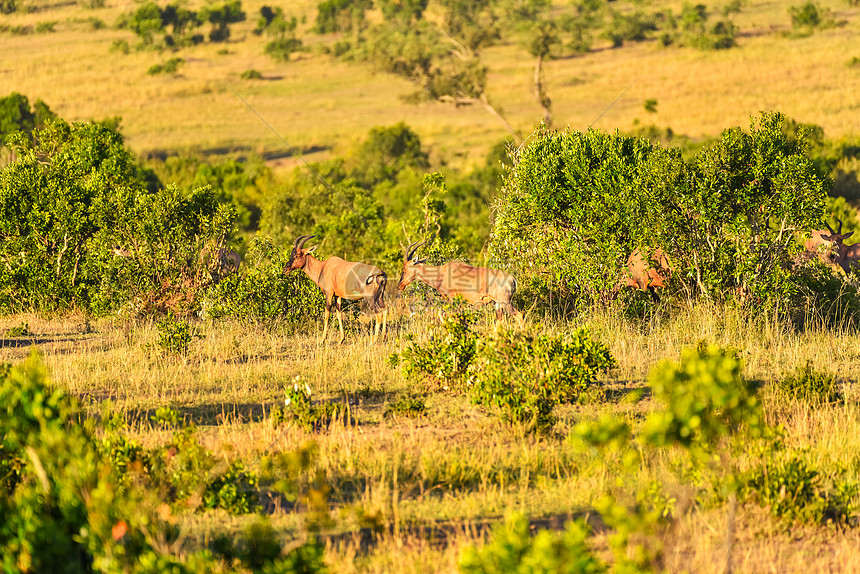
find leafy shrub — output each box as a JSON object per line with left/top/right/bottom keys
{"left": 200, "top": 236, "right": 324, "bottom": 325}
{"left": 4, "top": 322, "right": 29, "bottom": 337}
{"left": 150, "top": 405, "right": 181, "bottom": 427}
{"left": 1, "top": 119, "right": 238, "bottom": 316}
{"left": 156, "top": 312, "right": 200, "bottom": 355}
{"left": 110, "top": 38, "right": 131, "bottom": 53}
{"left": 643, "top": 344, "right": 766, "bottom": 454}
{"left": 458, "top": 513, "right": 605, "bottom": 574}
{"left": 265, "top": 37, "right": 303, "bottom": 61}
{"left": 391, "top": 300, "right": 479, "bottom": 386}
{"left": 778, "top": 361, "right": 841, "bottom": 404}
{"left": 490, "top": 114, "right": 828, "bottom": 312}
{"left": 383, "top": 394, "right": 427, "bottom": 419}
{"left": 241, "top": 68, "right": 263, "bottom": 79}
{"left": 271, "top": 377, "right": 350, "bottom": 431}
{"left": 147, "top": 57, "right": 184, "bottom": 75}
{"left": 0, "top": 353, "right": 215, "bottom": 572}
{"left": 204, "top": 461, "right": 259, "bottom": 514}
{"left": 468, "top": 327, "right": 616, "bottom": 432}
{"left": 0, "top": 0, "right": 16, "bottom": 14}
{"left": 35, "top": 20, "right": 57, "bottom": 33}
{"left": 739, "top": 448, "right": 858, "bottom": 526}
{"left": 790, "top": 2, "right": 822, "bottom": 28}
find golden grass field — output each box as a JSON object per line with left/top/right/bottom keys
{"left": 2, "top": 0, "right": 860, "bottom": 170}
{"left": 3, "top": 301, "right": 860, "bottom": 572}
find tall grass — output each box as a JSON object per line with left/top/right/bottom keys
{"left": 2, "top": 299, "right": 860, "bottom": 571}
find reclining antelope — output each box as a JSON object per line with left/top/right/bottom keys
{"left": 620, "top": 247, "right": 672, "bottom": 302}
{"left": 820, "top": 217, "right": 860, "bottom": 274}
{"left": 398, "top": 241, "right": 524, "bottom": 325}
{"left": 285, "top": 235, "right": 388, "bottom": 343}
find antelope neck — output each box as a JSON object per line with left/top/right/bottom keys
{"left": 301, "top": 255, "right": 325, "bottom": 285}
{"left": 415, "top": 264, "right": 445, "bottom": 290}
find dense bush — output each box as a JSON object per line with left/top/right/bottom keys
{"left": 778, "top": 361, "right": 841, "bottom": 404}
{"left": 468, "top": 326, "right": 616, "bottom": 431}
{"left": 0, "top": 353, "right": 327, "bottom": 571}
{"left": 391, "top": 301, "right": 479, "bottom": 385}
{"left": 200, "top": 236, "right": 324, "bottom": 324}
{"left": 459, "top": 513, "right": 604, "bottom": 574}
{"left": 739, "top": 447, "right": 857, "bottom": 526}
{"left": 643, "top": 344, "right": 766, "bottom": 453}
{"left": 0, "top": 119, "right": 238, "bottom": 316}
{"left": 391, "top": 303, "right": 615, "bottom": 432}
{"left": 490, "top": 113, "right": 829, "bottom": 313}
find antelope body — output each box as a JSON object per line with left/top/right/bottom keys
{"left": 621, "top": 247, "right": 672, "bottom": 302}
{"left": 285, "top": 235, "right": 388, "bottom": 343}
{"left": 398, "top": 241, "right": 523, "bottom": 324}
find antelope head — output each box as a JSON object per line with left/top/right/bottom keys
{"left": 820, "top": 217, "right": 853, "bottom": 245}
{"left": 398, "top": 240, "right": 426, "bottom": 290}
{"left": 285, "top": 235, "right": 317, "bottom": 273}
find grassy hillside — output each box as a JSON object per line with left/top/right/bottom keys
{"left": 2, "top": 0, "right": 860, "bottom": 170}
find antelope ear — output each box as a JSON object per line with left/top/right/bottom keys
{"left": 307, "top": 245, "right": 318, "bottom": 253}
{"left": 413, "top": 258, "right": 427, "bottom": 265}
{"left": 844, "top": 231, "right": 855, "bottom": 239}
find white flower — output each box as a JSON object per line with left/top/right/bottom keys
{"left": 304, "top": 384, "right": 311, "bottom": 395}
{"left": 285, "top": 397, "right": 292, "bottom": 406}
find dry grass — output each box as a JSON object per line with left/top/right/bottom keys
{"left": 2, "top": 0, "right": 859, "bottom": 171}
{"left": 2, "top": 300, "right": 860, "bottom": 571}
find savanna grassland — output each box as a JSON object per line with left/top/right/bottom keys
{"left": 4, "top": 0, "right": 860, "bottom": 572}
{"left": 2, "top": 0, "right": 860, "bottom": 165}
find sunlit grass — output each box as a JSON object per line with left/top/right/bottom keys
{"left": 3, "top": 0, "right": 859, "bottom": 172}
{"left": 2, "top": 299, "right": 860, "bottom": 571}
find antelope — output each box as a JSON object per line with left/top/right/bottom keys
{"left": 803, "top": 228, "right": 838, "bottom": 266}
{"left": 398, "top": 241, "right": 524, "bottom": 325}
{"left": 284, "top": 235, "right": 388, "bottom": 344}
{"left": 620, "top": 247, "right": 672, "bottom": 302}
{"left": 820, "top": 218, "right": 860, "bottom": 274}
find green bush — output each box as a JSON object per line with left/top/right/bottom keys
{"left": 147, "top": 57, "right": 184, "bottom": 75}
{"left": 468, "top": 327, "right": 616, "bottom": 432}
{"left": 271, "top": 378, "right": 350, "bottom": 431}
{"left": 1, "top": 119, "right": 238, "bottom": 316}
{"left": 392, "top": 300, "right": 479, "bottom": 386}
{"left": 459, "top": 513, "right": 605, "bottom": 574}
{"left": 156, "top": 312, "right": 201, "bottom": 355}
{"left": 739, "top": 448, "right": 857, "bottom": 526}
{"left": 241, "top": 68, "right": 263, "bottom": 79}
{"left": 200, "top": 236, "right": 324, "bottom": 324}
{"left": 778, "top": 361, "right": 841, "bottom": 405}
{"left": 643, "top": 344, "right": 766, "bottom": 454}
{"left": 383, "top": 394, "right": 427, "bottom": 419}
{"left": 490, "top": 113, "right": 828, "bottom": 312}
{"left": 4, "top": 322, "right": 29, "bottom": 337}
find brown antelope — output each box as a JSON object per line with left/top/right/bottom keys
{"left": 803, "top": 228, "right": 839, "bottom": 267}
{"left": 285, "top": 235, "right": 388, "bottom": 343}
{"left": 398, "top": 241, "right": 524, "bottom": 325}
{"left": 620, "top": 247, "right": 672, "bottom": 302}
{"left": 820, "top": 218, "right": 860, "bottom": 274}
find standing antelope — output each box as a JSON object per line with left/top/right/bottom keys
{"left": 820, "top": 218, "right": 860, "bottom": 274}
{"left": 398, "top": 241, "right": 524, "bottom": 325}
{"left": 285, "top": 235, "right": 388, "bottom": 343}
{"left": 620, "top": 247, "right": 672, "bottom": 302}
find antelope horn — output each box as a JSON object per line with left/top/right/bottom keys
{"left": 293, "top": 235, "right": 316, "bottom": 250}
{"left": 824, "top": 220, "right": 836, "bottom": 235}
{"left": 405, "top": 240, "right": 426, "bottom": 261}
{"left": 836, "top": 217, "right": 843, "bottom": 234}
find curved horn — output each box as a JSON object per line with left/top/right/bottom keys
{"left": 293, "top": 235, "right": 316, "bottom": 250}
{"left": 405, "top": 240, "right": 426, "bottom": 261}
{"left": 836, "top": 217, "right": 844, "bottom": 235}
{"left": 824, "top": 220, "right": 836, "bottom": 235}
